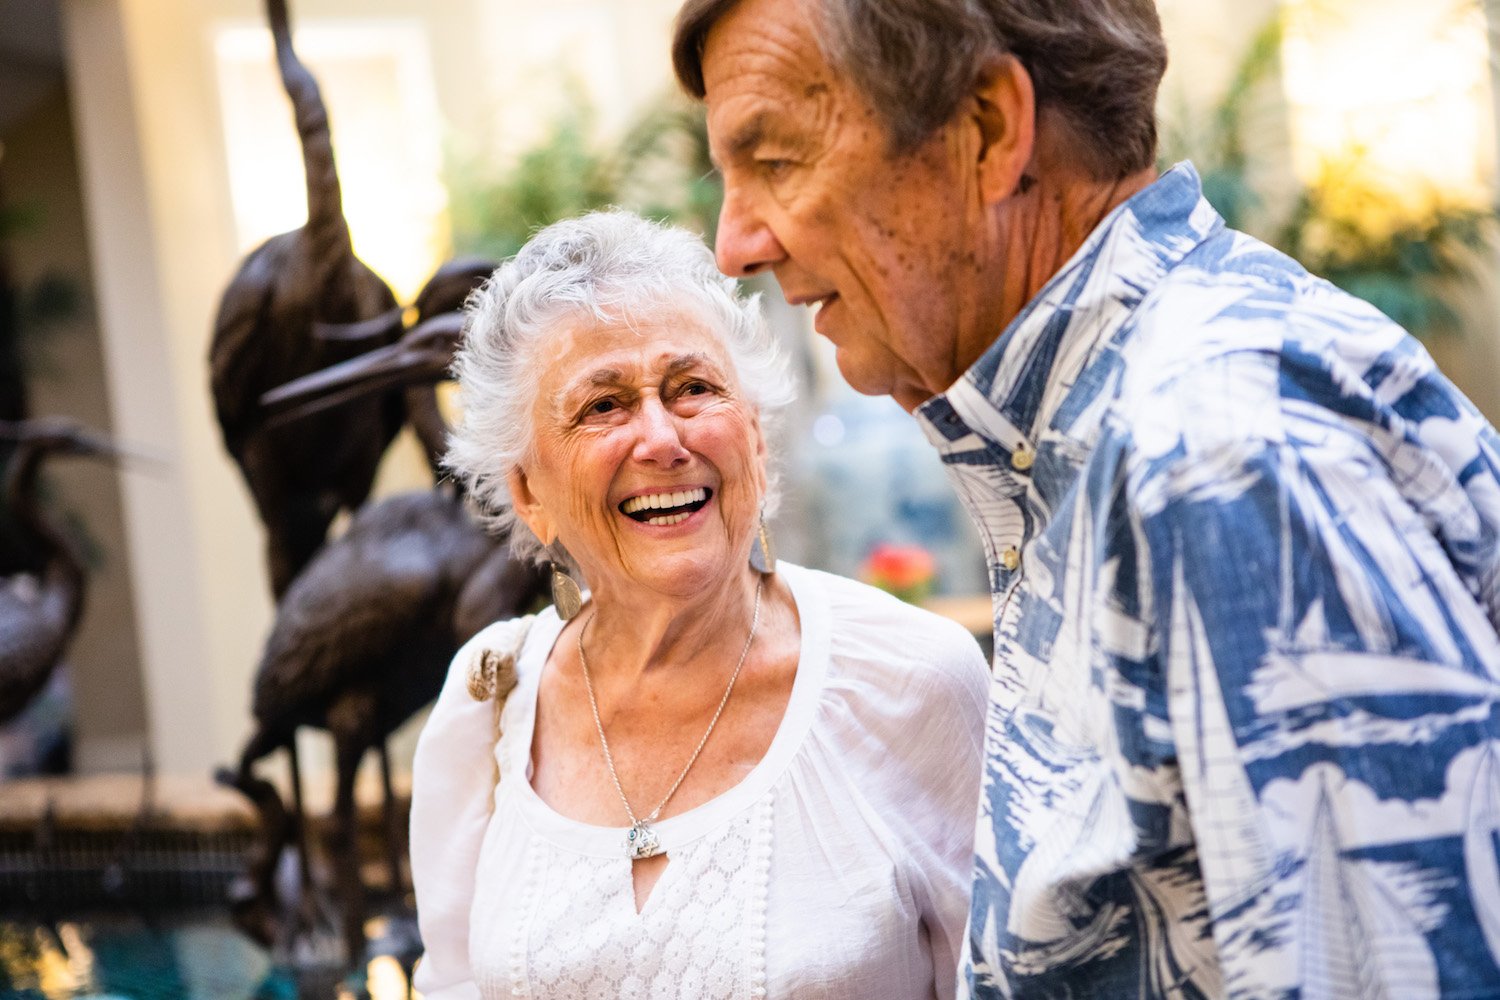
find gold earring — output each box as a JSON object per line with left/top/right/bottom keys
{"left": 548, "top": 548, "right": 583, "bottom": 620}
{"left": 749, "top": 513, "right": 775, "bottom": 575}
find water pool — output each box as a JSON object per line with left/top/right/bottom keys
{"left": 0, "top": 914, "right": 416, "bottom": 1000}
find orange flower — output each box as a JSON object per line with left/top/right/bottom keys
{"left": 861, "top": 542, "right": 936, "bottom": 602}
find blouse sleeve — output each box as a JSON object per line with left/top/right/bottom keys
{"left": 409, "top": 616, "right": 533, "bottom": 999}
{"left": 823, "top": 570, "right": 990, "bottom": 1000}
{"left": 901, "top": 624, "right": 989, "bottom": 1000}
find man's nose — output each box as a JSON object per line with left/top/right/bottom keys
{"left": 715, "top": 190, "right": 785, "bottom": 278}
{"left": 632, "top": 398, "right": 690, "bottom": 466}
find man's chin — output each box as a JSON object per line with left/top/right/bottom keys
{"left": 833, "top": 350, "right": 893, "bottom": 398}
{"left": 834, "top": 353, "right": 934, "bottom": 412}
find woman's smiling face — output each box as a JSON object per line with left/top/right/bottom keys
{"left": 508, "top": 305, "right": 767, "bottom": 601}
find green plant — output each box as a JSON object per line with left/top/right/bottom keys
{"left": 1159, "top": 11, "right": 1497, "bottom": 339}
{"left": 1274, "top": 162, "right": 1494, "bottom": 336}
{"left": 446, "top": 98, "right": 617, "bottom": 261}
{"left": 447, "top": 91, "right": 721, "bottom": 261}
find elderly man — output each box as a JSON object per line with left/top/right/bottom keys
{"left": 674, "top": 0, "right": 1500, "bottom": 997}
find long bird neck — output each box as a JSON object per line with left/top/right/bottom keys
{"left": 4, "top": 444, "right": 87, "bottom": 627}
{"left": 266, "top": 0, "right": 351, "bottom": 258}
{"left": 405, "top": 385, "right": 450, "bottom": 483}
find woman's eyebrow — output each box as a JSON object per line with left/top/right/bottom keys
{"left": 663, "top": 354, "right": 716, "bottom": 379}
{"left": 559, "top": 366, "right": 625, "bottom": 395}
{"left": 585, "top": 367, "right": 625, "bottom": 388}
{"left": 555, "top": 367, "right": 627, "bottom": 410}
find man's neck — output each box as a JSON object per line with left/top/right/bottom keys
{"left": 901, "top": 130, "right": 1160, "bottom": 413}
{"left": 993, "top": 162, "right": 1159, "bottom": 338}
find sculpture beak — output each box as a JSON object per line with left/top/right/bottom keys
{"left": 0, "top": 419, "right": 168, "bottom": 471}
{"left": 260, "top": 312, "right": 466, "bottom": 426}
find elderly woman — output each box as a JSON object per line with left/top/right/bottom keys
{"left": 409, "top": 211, "right": 987, "bottom": 1000}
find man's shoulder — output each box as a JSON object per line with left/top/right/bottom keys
{"left": 1126, "top": 226, "right": 1402, "bottom": 383}
{"left": 1105, "top": 230, "right": 1440, "bottom": 467}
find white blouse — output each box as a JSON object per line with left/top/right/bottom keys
{"left": 410, "top": 562, "right": 989, "bottom": 1000}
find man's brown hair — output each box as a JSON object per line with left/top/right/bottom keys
{"left": 673, "top": 0, "right": 1168, "bottom": 180}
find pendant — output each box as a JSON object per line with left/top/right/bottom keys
{"left": 626, "top": 821, "right": 663, "bottom": 860}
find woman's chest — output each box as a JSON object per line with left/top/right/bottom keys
{"left": 527, "top": 667, "right": 792, "bottom": 827}
{"left": 470, "top": 799, "right": 771, "bottom": 1000}
{"left": 468, "top": 784, "right": 933, "bottom": 1000}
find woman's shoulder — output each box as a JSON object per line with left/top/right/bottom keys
{"left": 782, "top": 562, "right": 988, "bottom": 702}
{"left": 460, "top": 608, "right": 562, "bottom": 669}
{"left": 463, "top": 611, "right": 549, "bottom": 654}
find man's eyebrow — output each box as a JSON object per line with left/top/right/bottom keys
{"left": 714, "top": 111, "right": 771, "bottom": 168}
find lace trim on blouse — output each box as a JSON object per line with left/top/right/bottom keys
{"left": 477, "top": 797, "right": 774, "bottom": 999}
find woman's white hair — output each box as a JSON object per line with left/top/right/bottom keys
{"left": 444, "top": 210, "right": 793, "bottom": 568}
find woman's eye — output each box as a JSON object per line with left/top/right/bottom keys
{"left": 587, "top": 398, "right": 617, "bottom": 415}
{"left": 758, "top": 158, "right": 792, "bottom": 177}
{"left": 682, "top": 381, "right": 710, "bottom": 396}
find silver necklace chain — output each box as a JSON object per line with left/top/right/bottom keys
{"left": 577, "top": 576, "right": 764, "bottom": 859}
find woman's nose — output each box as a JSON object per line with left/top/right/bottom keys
{"left": 715, "top": 190, "right": 785, "bottom": 278}
{"left": 632, "top": 399, "right": 690, "bottom": 466}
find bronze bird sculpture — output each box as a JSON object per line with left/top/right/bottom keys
{"left": 0, "top": 419, "right": 122, "bottom": 727}
{"left": 222, "top": 263, "right": 545, "bottom": 966}
{"left": 209, "top": 0, "right": 405, "bottom": 599}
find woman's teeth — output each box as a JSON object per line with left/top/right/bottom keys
{"left": 621, "top": 487, "right": 711, "bottom": 524}
{"left": 621, "top": 487, "right": 708, "bottom": 515}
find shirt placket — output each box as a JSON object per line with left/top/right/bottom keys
{"left": 919, "top": 388, "right": 1037, "bottom": 628}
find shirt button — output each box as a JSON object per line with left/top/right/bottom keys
{"left": 1000, "top": 546, "right": 1022, "bottom": 572}
{"left": 1011, "top": 447, "right": 1034, "bottom": 472}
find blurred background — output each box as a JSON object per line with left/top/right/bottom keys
{"left": 3, "top": 0, "right": 1500, "bottom": 994}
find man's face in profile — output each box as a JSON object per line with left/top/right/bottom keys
{"left": 701, "top": 0, "right": 998, "bottom": 412}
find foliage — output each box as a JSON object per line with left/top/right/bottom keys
{"left": 0, "top": 196, "right": 94, "bottom": 574}
{"left": 1159, "top": 13, "right": 1497, "bottom": 338}
{"left": 447, "top": 100, "right": 617, "bottom": 262}
{"left": 1274, "top": 171, "right": 1495, "bottom": 336}
{"left": 0, "top": 199, "right": 86, "bottom": 403}
{"left": 446, "top": 91, "right": 721, "bottom": 261}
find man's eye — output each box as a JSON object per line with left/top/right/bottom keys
{"left": 758, "top": 158, "right": 792, "bottom": 177}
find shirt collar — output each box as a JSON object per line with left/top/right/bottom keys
{"left": 917, "top": 162, "right": 1224, "bottom": 453}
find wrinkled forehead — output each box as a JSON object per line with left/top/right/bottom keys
{"left": 700, "top": 0, "right": 836, "bottom": 147}
{"left": 528, "top": 301, "right": 740, "bottom": 387}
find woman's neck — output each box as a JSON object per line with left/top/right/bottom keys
{"left": 578, "top": 566, "right": 765, "bottom": 685}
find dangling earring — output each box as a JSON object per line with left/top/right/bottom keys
{"left": 548, "top": 547, "right": 583, "bottom": 620}
{"left": 748, "top": 511, "right": 776, "bottom": 575}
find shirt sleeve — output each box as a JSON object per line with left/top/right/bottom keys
{"left": 1141, "top": 439, "right": 1500, "bottom": 996}
{"left": 409, "top": 616, "right": 532, "bottom": 1000}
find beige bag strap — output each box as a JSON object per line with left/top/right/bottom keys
{"left": 464, "top": 614, "right": 534, "bottom": 796}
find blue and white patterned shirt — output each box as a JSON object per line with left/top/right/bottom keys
{"left": 916, "top": 163, "right": 1500, "bottom": 999}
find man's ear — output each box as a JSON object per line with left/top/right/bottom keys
{"left": 508, "top": 466, "right": 556, "bottom": 547}
{"left": 971, "top": 54, "right": 1036, "bottom": 204}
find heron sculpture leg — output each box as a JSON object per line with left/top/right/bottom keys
{"left": 327, "top": 690, "right": 379, "bottom": 967}
{"left": 378, "top": 741, "right": 404, "bottom": 895}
